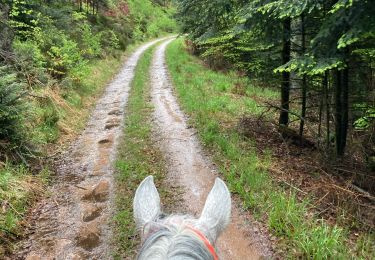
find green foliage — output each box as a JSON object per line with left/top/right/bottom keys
{"left": 0, "top": 162, "right": 49, "bottom": 257}
{"left": 13, "top": 40, "right": 45, "bottom": 69}
{"left": 296, "top": 222, "right": 345, "bottom": 259}
{"left": 353, "top": 107, "right": 375, "bottom": 130}
{"left": 176, "top": 0, "right": 374, "bottom": 160}
{"left": 79, "top": 22, "right": 102, "bottom": 58}
{"left": 5, "top": 0, "right": 176, "bottom": 84}
{"left": 100, "top": 29, "right": 120, "bottom": 51}
{"left": 31, "top": 98, "right": 60, "bottom": 144}
{"left": 8, "top": 0, "right": 37, "bottom": 39}
{"left": 166, "top": 38, "right": 374, "bottom": 259}
{"left": 0, "top": 164, "right": 30, "bottom": 232}
{"left": 127, "top": 0, "right": 177, "bottom": 41}
{"left": 0, "top": 66, "right": 26, "bottom": 143}
{"left": 268, "top": 193, "right": 306, "bottom": 237}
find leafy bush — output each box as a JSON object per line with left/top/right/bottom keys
{"left": 13, "top": 40, "right": 45, "bottom": 69}
{"left": 128, "top": 0, "right": 177, "bottom": 40}
{"left": 79, "top": 22, "right": 102, "bottom": 58}
{"left": 100, "top": 29, "right": 120, "bottom": 53}
{"left": 12, "top": 40, "right": 49, "bottom": 86}
{"left": 46, "top": 34, "right": 83, "bottom": 78}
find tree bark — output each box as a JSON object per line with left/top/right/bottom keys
{"left": 279, "top": 18, "right": 291, "bottom": 127}
{"left": 335, "top": 67, "right": 349, "bottom": 157}
{"left": 341, "top": 67, "right": 349, "bottom": 155}
{"left": 299, "top": 14, "right": 307, "bottom": 144}
{"left": 323, "top": 71, "right": 330, "bottom": 151}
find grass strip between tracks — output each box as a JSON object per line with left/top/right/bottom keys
{"left": 113, "top": 44, "right": 172, "bottom": 259}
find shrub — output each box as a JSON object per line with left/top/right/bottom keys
{"left": 79, "top": 22, "right": 102, "bottom": 58}
{"left": 0, "top": 66, "right": 26, "bottom": 144}
{"left": 45, "top": 34, "right": 83, "bottom": 78}
{"left": 100, "top": 29, "right": 120, "bottom": 53}
{"left": 12, "top": 39, "right": 49, "bottom": 86}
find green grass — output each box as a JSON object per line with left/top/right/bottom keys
{"left": 0, "top": 164, "right": 50, "bottom": 255}
{"left": 165, "top": 38, "right": 374, "bottom": 259}
{"left": 113, "top": 44, "right": 172, "bottom": 259}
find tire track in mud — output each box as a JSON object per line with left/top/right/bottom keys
{"left": 14, "top": 38, "right": 167, "bottom": 260}
{"left": 150, "top": 39, "right": 273, "bottom": 259}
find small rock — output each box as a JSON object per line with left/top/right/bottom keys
{"left": 82, "top": 180, "right": 110, "bottom": 202}
{"left": 108, "top": 109, "right": 121, "bottom": 116}
{"left": 25, "top": 253, "right": 41, "bottom": 260}
{"left": 68, "top": 252, "right": 85, "bottom": 260}
{"left": 82, "top": 204, "right": 102, "bottom": 222}
{"left": 98, "top": 139, "right": 111, "bottom": 144}
{"left": 105, "top": 123, "right": 120, "bottom": 130}
{"left": 76, "top": 222, "right": 101, "bottom": 250}
{"left": 55, "top": 238, "right": 73, "bottom": 252}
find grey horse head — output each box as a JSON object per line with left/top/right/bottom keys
{"left": 133, "top": 176, "right": 231, "bottom": 260}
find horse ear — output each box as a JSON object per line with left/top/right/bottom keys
{"left": 133, "top": 176, "right": 161, "bottom": 229}
{"left": 198, "top": 178, "right": 231, "bottom": 242}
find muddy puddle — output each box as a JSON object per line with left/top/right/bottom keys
{"left": 150, "top": 39, "right": 273, "bottom": 259}
{"left": 13, "top": 38, "right": 166, "bottom": 260}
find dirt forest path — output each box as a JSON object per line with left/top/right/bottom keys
{"left": 12, "top": 37, "right": 273, "bottom": 260}
{"left": 13, "top": 38, "right": 166, "bottom": 260}
{"left": 150, "top": 40, "right": 273, "bottom": 259}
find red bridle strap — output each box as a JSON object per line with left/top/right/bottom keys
{"left": 186, "top": 226, "right": 218, "bottom": 260}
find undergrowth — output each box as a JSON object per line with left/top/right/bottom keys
{"left": 0, "top": 163, "right": 50, "bottom": 255}
{"left": 165, "top": 38, "right": 375, "bottom": 259}
{"left": 30, "top": 53, "right": 128, "bottom": 146}
{"left": 113, "top": 44, "right": 171, "bottom": 259}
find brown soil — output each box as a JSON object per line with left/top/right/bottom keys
{"left": 238, "top": 116, "right": 375, "bottom": 231}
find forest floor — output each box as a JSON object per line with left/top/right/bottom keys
{"left": 8, "top": 37, "right": 374, "bottom": 259}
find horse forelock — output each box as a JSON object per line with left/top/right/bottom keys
{"left": 137, "top": 215, "right": 215, "bottom": 260}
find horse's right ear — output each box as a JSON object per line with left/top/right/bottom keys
{"left": 133, "top": 176, "right": 161, "bottom": 229}
{"left": 198, "top": 178, "right": 231, "bottom": 242}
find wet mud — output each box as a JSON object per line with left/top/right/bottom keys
{"left": 13, "top": 38, "right": 165, "bottom": 260}
{"left": 150, "top": 39, "right": 273, "bottom": 259}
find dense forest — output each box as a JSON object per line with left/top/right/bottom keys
{"left": 0, "top": 0, "right": 175, "bottom": 160}
{"left": 172, "top": 1, "right": 375, "bottom": 256}
{"left": 0, "top": 0, "right": 374, "bottom": 258}
{"left": 176, "top": 0, "right": 375, "bottom": 177}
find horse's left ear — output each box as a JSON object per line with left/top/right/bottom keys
{"left": 198, "top": 178, "right": 231, "bottom": 242}
{"left": 133, "top": 176, "right": 161, "bottom": 229}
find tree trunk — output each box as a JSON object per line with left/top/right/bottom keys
{"left": 279, "top": 18, "right": 291, "bottom": 126}
{"left": 299, "top": 74, "right": 307, "bottom": 141}
{"left": 341, "top": 67, "right": 349, "bottom": 155}
{"left": 334, "top": 68, "right": 349, "bottom": 157}
{"left": 323, "top": 71, "right": 330, "bottom": 151}
{"left": 299, "top": 14, "right": 307, "bottom": 144}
